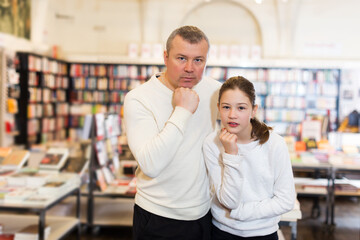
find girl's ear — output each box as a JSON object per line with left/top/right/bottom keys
{"left": 252, "top": 104, "right": 258, "bottom": 118}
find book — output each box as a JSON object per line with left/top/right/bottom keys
{"left": 81, "top": 114, "right": 93, "bottom": 140}
{"left": 24, "top": 194, "right": 52, "bottom": 204}
{"left": 0, "top": 150, "right": 30, "bottom": 170}
{"left": 14, "top": 224, "right": 50, "bottom": 240}
{"left": 6, "top": 169, "right": 51, "bottom": 188}
{"left": 6, "top": 98, "right": 18, "bottom": 114}
{"left": 0, "top": 169, "right": 15, "bottom": 181}
{"left": 112, "top": 114, "right": 121, "bottom": 136}
{"left": 0, "top": 234, "right": 14, "bottom": 240}
{"left": 0, "top": 186, "right": 17, "bottom": 199}
{"left": 61, "top": 157, "right": 89, "bottom": 176}
{"left": 95, "top": 113, "right": 105, "bottom": 140}
{"left": 4, "top": 187, "right": 37, "bottom": 203}
{"left": 104, "top": 114, "right": 114, "bottom": 138}
{"left": 95, "top": 141, "right": 108, "bottom": 166}
{"left": 38, "top": 180, "right": 67, "bottom": 195}
{"left": 38, "top": 148, "right": 69, "bottom": 171}
{"left": 95, "top": 169, "right": 107, "bottom": 191}
{"left": 101, "top": 166, "right": 115, "bottom": 184}
{"left": 0, "top": 147, "right": 12, "bottom": 162}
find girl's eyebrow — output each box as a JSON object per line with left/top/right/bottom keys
{"left": 220, "top": 102, "right": 248, "bottom": 106}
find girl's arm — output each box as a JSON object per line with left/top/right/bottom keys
{"left": 229, "top": 139, "right": 296, "bottom": 221}
{"left": 203, "top": 138, "right": 244, "bottom": 210}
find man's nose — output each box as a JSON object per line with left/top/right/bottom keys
{"left": 184, "top": 61, "right": 194, "bottom": 72}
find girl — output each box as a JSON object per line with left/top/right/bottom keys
{"left": 203, "top": 76, "right": 296, "bottom": 240}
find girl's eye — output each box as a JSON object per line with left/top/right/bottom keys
{"left": 222, "top": 106, "right": 230, "bottom": 109}
{"left": 239, "top": 106, "right": 245, "bottom": 110}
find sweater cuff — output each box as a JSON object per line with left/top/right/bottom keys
{"left": 166, "top": 106, "right": 192, "bottom": 134}
{"left": 229, "top": 202, "right": 243, "bottom": 220}
{"left": 222, "top": 152, "right": 242, "bottom": 165}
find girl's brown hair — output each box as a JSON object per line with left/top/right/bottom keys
{"left": 219, "top": 76, "right": 272, "bottom": 144}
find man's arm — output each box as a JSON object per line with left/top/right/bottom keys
{"left": 124, "top": 88, "right": 199, "bottom": 178}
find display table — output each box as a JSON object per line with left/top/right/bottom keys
{"left": 280, "top": 199, "right": 302, "bottom": 240}
{"left": 0, "top": 182, "right": 81, "bottom": 240}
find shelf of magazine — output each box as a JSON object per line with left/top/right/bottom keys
{"left": 82, "top": 112, "right": 136, "bottom": 229}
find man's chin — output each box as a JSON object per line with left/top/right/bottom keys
{"left": 179, "top": 82, "right": 196, "bottom": 89}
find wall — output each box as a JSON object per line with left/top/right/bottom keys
{"left": 27, "top": 0, "right": 359, "bottom": 61}
{"left": 2, "top": 0, "right": 360, "bottom": 61}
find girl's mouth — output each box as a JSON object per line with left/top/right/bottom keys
{"left": 228, "top": 122, "right": 239, "bottom": 127}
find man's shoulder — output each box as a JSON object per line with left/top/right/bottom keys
{"left": 196, "top": 76, "right": 221, "bottom": 95}
{"left": 126, "top": 75, "right": 157, "bottom": 98}
{"left": 202, "top": 76, "right": 222, "bottom": 88}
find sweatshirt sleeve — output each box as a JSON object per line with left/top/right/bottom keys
{"left": 203, "top": 136, "right": 244, "bottom": 209}
{"left": 124, "top": 94, "right": 192, "bottom": 178}
{"left": 229, "top": 138, "right": 296, "bottom": 221}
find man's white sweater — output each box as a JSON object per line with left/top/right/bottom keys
{"left": 124, "top": 73, "right": 221, "bottom": 220}
{"left": 203, "top": 130, "right": 296, "bottom": 237}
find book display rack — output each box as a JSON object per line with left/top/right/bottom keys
{"left": 0, "top": 49, "right": 20, "bottom": 147}
{"left": 14, "top": 52, "right": 69, "bottom": 148}
{"left": 81, "top": 112, "right": 135, "bottom": 229}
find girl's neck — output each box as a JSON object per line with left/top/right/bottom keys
{"left": 236, "top": 127, "right": 253, "bottom": 144}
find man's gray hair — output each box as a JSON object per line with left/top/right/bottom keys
{"left": 166, "top": 26, "right": 210, "bottom": 54}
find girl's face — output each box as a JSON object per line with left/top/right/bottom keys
{"left": 218, "top": 88, "right": 258, "bottom": 141}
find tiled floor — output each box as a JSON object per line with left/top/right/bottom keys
{"left": 66, "top": 196, "right": 360, "bottom": 240}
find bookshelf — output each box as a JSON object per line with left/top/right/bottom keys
{"left": 14, "top": 52, "right": 70, "bottom": 148}
{"left": 68, "top": 63, "right": 164, "bottom": 141}
{"left": 11, "top": 52, "right": 341, "bottom": 143}
{"left": 206, "top": 66, "right": 340, "bottom": 136}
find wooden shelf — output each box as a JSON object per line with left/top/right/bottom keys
{"left": 47, "top": 196, "right": 134, "bottom": 227}
{"left": 0, "top": 214, "right": 79, "bottom": 240}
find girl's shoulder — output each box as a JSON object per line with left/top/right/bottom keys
{"left": 204, "top": 130, "right": 222, "bottom": 148}
{"left": 266, "top": 131, "right": 287, "bottom": 148}
{"left": 204, "top": 130, "right": 220, "bottom": 143}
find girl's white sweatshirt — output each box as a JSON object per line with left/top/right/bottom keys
{"left": 203, "top": 130, "right": 296, "bottom": 237}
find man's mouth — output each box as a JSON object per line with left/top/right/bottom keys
{"left": 181, "top": 76, "right": 195, "bottom": 81}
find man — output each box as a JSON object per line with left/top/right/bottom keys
{"left": 124, "top": 25, "right": 221, "bottom": 240}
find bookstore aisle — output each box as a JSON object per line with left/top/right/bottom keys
{"left": 64, "top": 197, "right": 360, "bottom": 240}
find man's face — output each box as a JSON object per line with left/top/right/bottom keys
{"left": 163, "top": 35, "right": 208, "bottom": 90}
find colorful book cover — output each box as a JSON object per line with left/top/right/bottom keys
{"left": 0, "top": 150, "right": 29, "bottom": 170}
{"left": 39, "top": 148, "right": 69, "bottom": 170}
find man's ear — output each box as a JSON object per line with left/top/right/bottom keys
{"left": 163, "top": 50, "right": 168, "bottom": 66}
